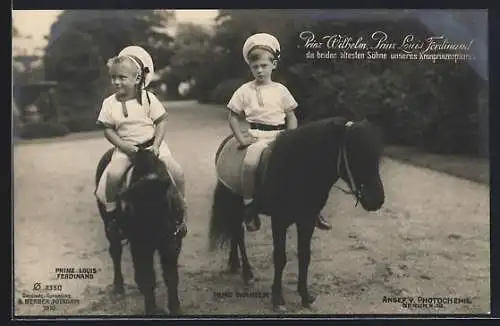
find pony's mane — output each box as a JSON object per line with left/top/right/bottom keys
{"left": 130, "top": 149, "right": 184, "bottom": 219}
{"left": 346, "top": 119, "right": 384, "bottom": 161}
{"left": 299, "top": 116, "right": 384, "bottom": 159}
{"left": 134, "top": 149, "right": 170, "bottom": 180}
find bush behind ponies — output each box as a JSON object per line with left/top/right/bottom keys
{"left": 19, "top": 114, "right": 102, "bottom": 139}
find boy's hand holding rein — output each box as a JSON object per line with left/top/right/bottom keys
{"left": 228, "top": 110, "right": 258, "bottom": 149}
{"left": 150, "top": 144, "right": 160, "bottom": 157}
{"left": 120, "top": 142, "right": 139, "bottom": 158}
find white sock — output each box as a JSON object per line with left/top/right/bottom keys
{"left": 243, "top": 198, "right": 253, "bottom": 205}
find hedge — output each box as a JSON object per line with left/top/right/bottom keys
{"left": 209, "top": 78, "right": 247, "bottom": 105}
{"left": 63, "top": 115, "right": 101, "bottom": 133}
{"left": 19, "top": 121, "right": 70, "bottom": 139}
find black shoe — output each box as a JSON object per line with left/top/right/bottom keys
{"left": 244, "top": 202, "right": 260, "bottom": 232}
{"left": 177, "top": 200, "right": 188, "bottom": 238}
{"left": 315, "top": 214, "right": 332, "bottom": 230}
{"left": 177, "top": 221, "right": 188, "bottom": 238}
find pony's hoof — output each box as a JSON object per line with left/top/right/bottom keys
{"left": 110, "top": 284, "right": 125, "bottom": 299}
{"left": 243, "top": 276, "right": 255, "bottom": 285}
{"left": 273, "top": 304, "right": 287, "bottom": 313}
{"left": 147, "top": 308, "right": 166, "bottom": 316}
{"left": 245, "top": 220, "right": 260, "bottom": 232}
{"left": 301, "top": 293, "right": 316, "bottom": 308}
{"left": 178, "top": 224, "right": 188, "bottom": 238}
{"left": 113, "top": 287, "right": 125, "bottom": 295}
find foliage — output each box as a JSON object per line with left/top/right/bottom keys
{"left": 209, "top": 78, "right": 247, "bottom": 104}
{"left": 13, "top": 26, "right": 45, "bottom": 84}
{"left": 23, "top": 10, "right": 177, "bottom": 139}
{"left": 63, "top": 114, "right": 101, "bottom": 133}
{"left": 41, "top": 10, "right": 175, "bottom": 126}
{"left": 46, "top": 10, "right": 174, "bottom": 67}
{"left": 19, "top": 121, "right": 70, "bottom": 139}
{"left": 168, "top": 23, "right": 213, "bottom": 82}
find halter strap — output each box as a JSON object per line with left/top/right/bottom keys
{"left": 334, "top": 121, "right": 361, "bottom": 206}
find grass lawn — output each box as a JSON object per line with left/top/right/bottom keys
{"left": 384, "top": 145, "right": 489, "bottom": 186}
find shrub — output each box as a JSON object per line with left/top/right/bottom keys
{"left": 63, "top": 115, "right": 101, "bottom": 132}
{"left": 209, "top": 78, "right": 247, "bottom": 105}
{"left": 19, "top": 121, "right": 69, "bottom": 139}
{"left": 285, "top": 59, "right": 482, "bottom": 156}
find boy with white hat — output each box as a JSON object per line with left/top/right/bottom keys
{"left": 227, "top": 33, "right": 332, "bottom": 232}
{"left": 95, "top": 46, "right": 187, "bottom": 238}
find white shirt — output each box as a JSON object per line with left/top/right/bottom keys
{"left": 97, "top": 91, "right": 167, "bottom": 145}
{"left": 227, "top": 81, "right": 297, "bottom": 126}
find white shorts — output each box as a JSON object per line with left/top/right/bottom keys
{"left": 243, "top": 128, "right": 283, "bottom": 167}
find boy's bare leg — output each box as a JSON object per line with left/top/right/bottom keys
{"left": 105, "top": 152, "right": 132, "bottom": 239}
{"left": 241, "top": 141, "right": 267, "bottom": 232}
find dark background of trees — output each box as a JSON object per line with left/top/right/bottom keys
{"left": 12, "top": 9, "right": 488, "bottom": 157}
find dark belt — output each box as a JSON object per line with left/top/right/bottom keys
{"left": 135, "top": 137, "right": 155, "bottom": 149}
{"left": 249, "top": 123, "right": 286, "bottom": 131}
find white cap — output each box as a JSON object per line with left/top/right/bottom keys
{"left": 119, "top": 46, "right": 154, "bottom": 88}
{"left": 242, "top": 33, "right": 280, "bottom": 64}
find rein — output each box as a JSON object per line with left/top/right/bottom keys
{"left": 333, "top": 121, "right": 362, "bottom": 206}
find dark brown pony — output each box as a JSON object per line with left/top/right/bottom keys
{"left": 95, "top": 148, "right": 184, "bottom": 315}
{"left": 209, "top": 116, "right": 385, "bottom": 312}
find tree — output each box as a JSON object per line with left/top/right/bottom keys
{"left": 166, "top": 22, "right": 214, "bottom": 98}
{"left": 191, "top": 10, "right": 303, "bottom": 101}
{"left": 42, "top": 10, "right": 176, "bottom": 123}
{"left": 47, "top": 10, "right": 175, "bottom": 67}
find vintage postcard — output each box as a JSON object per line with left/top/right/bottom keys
{"left": 12, "top": 9, "right": 489, "bottom": 318}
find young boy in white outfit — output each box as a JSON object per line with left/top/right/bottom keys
{"left": 95, "top": 46, "right": 187, "bottom": 238}
{"left": 227, "top": 33, "right": 332, "bottom": 232}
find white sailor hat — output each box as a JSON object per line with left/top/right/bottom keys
{"left": 242, "top": 33, "right": 281, "bottom": 64}
{"left": 118, "top": 46, "right": 154, "bottom": 88}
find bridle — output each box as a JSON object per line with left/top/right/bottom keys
{"left": 333, "top": 121, "right": 362, "bottom": 206}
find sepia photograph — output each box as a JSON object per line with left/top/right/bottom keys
{"left": 12, "top": 9, "right": 489, "bottom": 318}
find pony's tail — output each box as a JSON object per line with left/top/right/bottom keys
{"left": 208, "top": 181, "right": 244, "bottom": 252}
